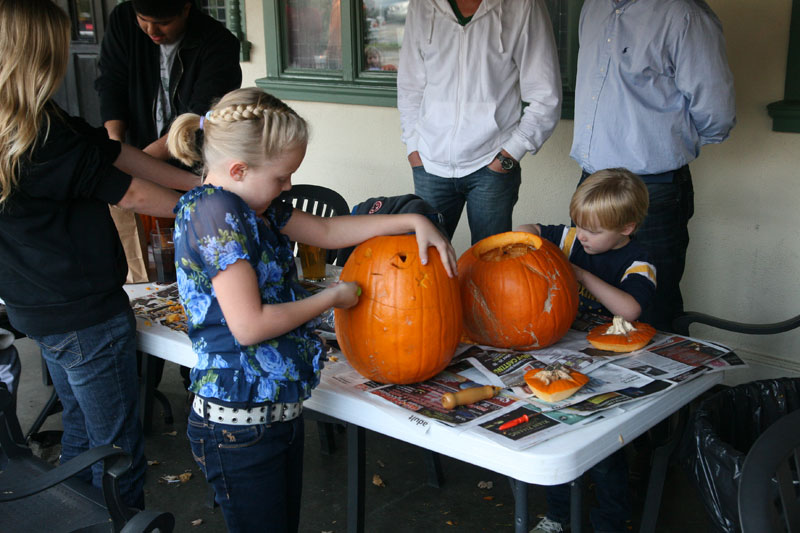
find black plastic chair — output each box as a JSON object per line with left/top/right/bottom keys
{"left": 277, "top": 184, "right": 350, "bottom": 453}
{"left": 278, "top": 184, "right": 350, "bottom": 265}
{"left": 0, "top": 383, "right": 175, "bottom": 532}
{"left": 738, "top": 407, "right": 800, "bottom": 532}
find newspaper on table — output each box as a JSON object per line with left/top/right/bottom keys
{"left": 474, "top": 402, "right": 599, "bottom": 451}
{"left": 129, "top": 283, "right": 188, "bottom": 333}
{"left": 461, "top": 344, "right": 611, "bottom": 389}
{"left": 516, "top": 363, "right": 655, "bottom": 412}
{"left": 367, "top": 370, "right": 518, "bottom": 427}
{"left": 611, "top": 334, "right": 732, "bottom": 382}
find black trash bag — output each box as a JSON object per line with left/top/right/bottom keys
{"left": 679, "top": 378, "right": 800, "bottom": 532}
{"left": 335, "top": 194, "right": 447, "bottom": 265}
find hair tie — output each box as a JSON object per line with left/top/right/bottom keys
{"left": 199, "top": 111, "right": 212, "bottom": 130}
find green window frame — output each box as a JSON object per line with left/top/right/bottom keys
{"left": 257, "top": 0, "right": 582, "bottom": 117}
{"left": 199, "top": 0, "right": 252, "bottom": 61}
{"left": 767, "top": 0, "right": 800, "bottom": 133}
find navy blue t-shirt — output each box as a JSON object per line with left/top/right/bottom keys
{"left": 538, "top": 225, "right": 656, "bottom": 317}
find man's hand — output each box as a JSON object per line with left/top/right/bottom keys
{"left": 408, "top": 151, "right": 423, "bottom": 168}
{"left": 487, "top": 149, "right": 516, "bottom": 174}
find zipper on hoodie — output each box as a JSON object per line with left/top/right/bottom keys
{"left": 449, "top": 25, "right": 467, "bottom": 176}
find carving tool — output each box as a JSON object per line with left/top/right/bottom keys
{"left": 498, "top": 414, "right": 530, "bottom": 431}
{"left": 441, "top": 385, "right": 502, "bottom": 410}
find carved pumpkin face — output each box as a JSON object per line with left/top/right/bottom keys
{"left": 334, "top": 235, "right": 462, "bottom": 384}
{"left": 458, "top": 232, "right": 578, "bottom": 350}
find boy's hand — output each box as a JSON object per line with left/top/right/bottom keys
{"left": 515, "top": 223, "right": 541, "bottom": 235}
{"left": 412, "top": 217, "right": 458, "bottom": 278}
{"left": 328, "top": 281, "right": 361, "bottom": 309}
{"left": 571, "top": 263, "right": 587, "bottom": 284}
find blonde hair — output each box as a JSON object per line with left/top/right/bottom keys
{"left": 570, "top": 168, "right": 649, "bottom": 232}
{"left": 0, "top": 0, "right": 70, "bottom": 206}
{"left": 167, "top": 88, "right": 309, "bottom": 174}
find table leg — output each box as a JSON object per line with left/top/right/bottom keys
{"left": 347, "top": 423, "right": 365, "bottom": 533}
{"left": 639, "top": 408, "right": 688, "bottom": 533}
{"left": 139, "top": 351, "right": 156, "bottom": 435}
{"left": 570, "top": 477, "right": 582, "bottom": 533}
{"left": 425, "top": 451, "right": 444, "bottom": 488}
{"left": 509, "top": 477, "right": 529, "bottom": 533}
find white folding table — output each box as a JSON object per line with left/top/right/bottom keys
{"left": 125, "top": 282, "right": 723, "bottom": 533}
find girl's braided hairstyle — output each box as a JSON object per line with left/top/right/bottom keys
{"left": 167, "top": 88, "right": 309, "bottom": 174}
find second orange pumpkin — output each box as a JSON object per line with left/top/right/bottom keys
{"left": 458, "top": 232, "right": 579, "bottom": 350}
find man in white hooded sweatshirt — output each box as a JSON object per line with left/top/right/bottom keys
{"left": 398, "top": 0, "right": 561, "bottom": 245}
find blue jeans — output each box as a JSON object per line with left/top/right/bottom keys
{"left": 413, "top": 164, "right": 522, "bottom": 245}
{"left": 580, "top": 166, "right": 694, "bottom": 332}
{"left": 28, "top": 308, "right": 146, "bottom": 509}
{"left": 545, "top": 450, "right": 630, "bottom": 532}
{"left": 188, "top": 410, "right": 305, "bottom": 533}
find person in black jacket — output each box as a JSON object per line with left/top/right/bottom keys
{"left": 95, "top": 0, "right": 242, "bottom": 161}
{"left": 0, "top": 0, "right": 200, "bottom": 509}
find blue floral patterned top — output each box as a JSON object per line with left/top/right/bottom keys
{"left": 173, "top": 184, "right": 324, "bottom": 406}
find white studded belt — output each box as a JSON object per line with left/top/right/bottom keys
{"left": 192, "top": 395, "right": 303, "bottom": 426}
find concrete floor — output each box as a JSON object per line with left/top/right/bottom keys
{"left": 12, "top": 336, "right": 715, "bottom": 533}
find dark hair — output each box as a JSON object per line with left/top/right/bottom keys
{"left": 132, "top": 0, "right": 191, "bottom": 18}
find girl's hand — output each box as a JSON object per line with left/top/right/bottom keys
{"left": 413, "top": 217, "right": 458, "bottom": 278}
{"left": 328, "top": 281, "right": 361, "bottom": 309}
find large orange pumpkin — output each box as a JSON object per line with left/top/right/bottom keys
{"left": 334, "top": 235, "right": 462, "bottom": 384}
{"left": 458, "top": 231, "right": 578, "bottom": 350}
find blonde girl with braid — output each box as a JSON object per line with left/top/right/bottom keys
{"left": 0, "top": 0, "right": 199, "bottom": 510}
{"left": 166, "top": 87, "right": 456, "bottom": 532}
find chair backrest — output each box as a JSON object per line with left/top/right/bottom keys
{"left": 672, "top": 311, "right": 800, "bottom": 337}
{"left": 278, "top": 184, "right": 350, "bottom": 264}
{"left": 738, "top": 407, "right": 800, "bottom": 532}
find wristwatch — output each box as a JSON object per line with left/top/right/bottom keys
{"left": 495, "top": 152, "right": 517, "bottom": 171}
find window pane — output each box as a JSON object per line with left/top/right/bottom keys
{"left": 362, "top": 1, "right": 404, "bottom": 72}
{"left": 72, "top": 0, "right": 96, "bottom": 43}
{"left": 199, "top": 0, "right": 227, "bottom": 23}
{"left": 286, "top": 0, "right": 342, "bottom": 70}
{"left": 544, "top": 0, "right": 579, "bottom": 90}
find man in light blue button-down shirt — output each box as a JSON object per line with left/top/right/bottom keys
{"left": 531, "top": 2, "right": 735, "bottom": 533}
{"left": 570, "top": 0, "right": 735, "bottom": 334}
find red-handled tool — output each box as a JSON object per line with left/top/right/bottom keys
{"left": 498, "top": 414, "right": 530, "bottom": 431}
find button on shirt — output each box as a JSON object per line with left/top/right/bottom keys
{"left": 570, "top": 0, "right": 736, "bottom": 175}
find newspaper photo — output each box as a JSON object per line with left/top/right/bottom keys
{"left": 129, "top": 283, "right": 187, "bottom": 333}
{"left": 613, "top": 335, "right": 730, "bottom": 380}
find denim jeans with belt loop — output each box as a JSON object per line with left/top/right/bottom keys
{"left": 188, "top": 409, "right": 305, "bottom": 533}
{"left": 413, "top": 164, "right": 522, "bottom": 245}
{"left": 28, "top": 308, "right": 146, "bottom": 509}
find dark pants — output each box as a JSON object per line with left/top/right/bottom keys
{"left": 188, "top": 410, "right": 305, "bottom": 533}
{"left": 545, "top": 450, "right": 631, "bottom": 532}
{"left": 28, "top": 309, "right": 146, "bottom": 509}
{"left": 580, "top": 166, "right": 694, "bottom": 332}
{"left": 413, "top": 164, "right": 522, "bottom": 245}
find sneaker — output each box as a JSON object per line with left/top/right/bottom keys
{"left": 530, "top": 516, "right": 567, "bottom": 533}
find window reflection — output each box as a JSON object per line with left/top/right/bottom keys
{"left": 72, "top": 0, "right": 96, "bottom": 43}
{"left": 362, "top": 0, "right": 404, "bottom": 72}
{"left": 286, "top": 0, "right": 342, "bottom": 70}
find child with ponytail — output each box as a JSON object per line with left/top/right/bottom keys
{"left": 167, "top": 87, "right": 456, "bottom": 532}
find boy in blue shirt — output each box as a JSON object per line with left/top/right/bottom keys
{"left": 517, "top": 168, "right": 656, "bottom": 533}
